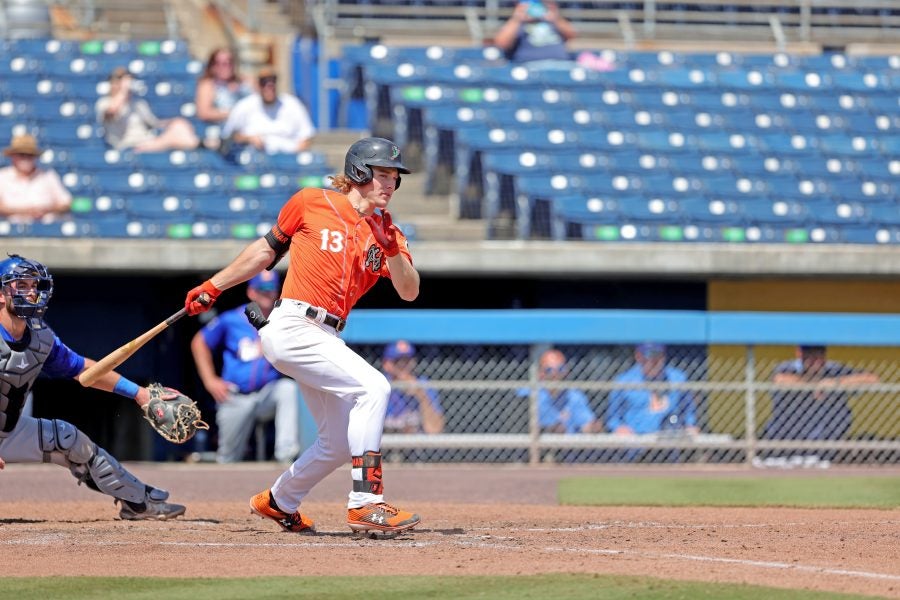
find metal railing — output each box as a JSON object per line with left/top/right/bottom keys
{"left": 341, "top": 310, "right": 900, "bottom": 466}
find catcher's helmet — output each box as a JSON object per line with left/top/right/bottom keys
{"left": 344, "top": 137, "right": 410, "bottom": 190}
{"left": 0, "top": 254, "right": 53, "bottom": 319}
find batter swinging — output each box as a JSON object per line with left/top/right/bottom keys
{"left": 184, "top": 137, "right": 420, "bottom": 534}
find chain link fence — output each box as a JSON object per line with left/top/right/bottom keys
{"left": 350, "top": 342, "right": 900, "bottom": 466}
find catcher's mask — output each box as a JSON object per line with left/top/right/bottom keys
{"left": 344, "top": 136, "right": 410, "bottom": 190}
{"left": 0, "top": 253, "right": 54, "bottom": 319}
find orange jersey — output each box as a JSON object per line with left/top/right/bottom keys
{"left": 269, "top": 187, "right": 412, "bottom": 319}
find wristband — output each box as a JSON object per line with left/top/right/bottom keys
{"left": 113, "top": 376, "right": 140, "bottom": 400}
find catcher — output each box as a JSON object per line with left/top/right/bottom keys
{"left": 0, "top": 254, "right": 206, "bottom": 520}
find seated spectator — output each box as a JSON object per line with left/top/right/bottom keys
{"left": 221, "top": 67, "right": 316, "bottom": 155}
{"left": 0, "top": 133, "right": 71, "bottom": 222}
{"left": 523, "top": 349, "right": 603, "bottom": 433}
{"left": 381, "top": 341, "right": 444, "bottom": 434}
{"left": 763, "top": 345, "right": 879, "bottom": 443}
{"left": 190, "top": 271, "right": 303, "bottom": 464}
{"left": 608, "top": 343, "right": 698, "bottom": 436}
{"left": 492, "top": 1, "right": 577, "bottom": 66}
{"left": 195, "top": 47, "right": 254, "bottom": 124}
{"left": 95, "top": 67, "right": 200, "bottom": 153}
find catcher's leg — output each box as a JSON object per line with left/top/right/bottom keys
{"left": 37, "top": 418, "right": 186, "bottom": 520}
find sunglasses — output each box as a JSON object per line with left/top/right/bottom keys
{"left": 259, "top": 76, "right": 277, "bottom": 86}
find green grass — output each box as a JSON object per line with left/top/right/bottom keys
{"left": 559, "top": 476, "right": 900, "bottom": 508}
{"left": 0, "top": 575, "right": 878, "bottom": 600}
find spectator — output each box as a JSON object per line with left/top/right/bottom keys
{"left": 381, "top": 341, "right": 444, "bottom": 434}
{"left": 221, "top": 67, "right": 316, "bottom": 155}
{"left": 763, "top": 345, "right": 879, "bottom": 443}
{"left": 607, "top": 343, "right": 698, "bottom": 436}
{"left": 523, "top": 348, "right": 603, "bottom": 433}
{"left": 0, "top": 133, "right": 71, "bottom": 222}
{"left": 195, "top": 47, "right": 254, "bottom": 124}
{"left": 492, "top": 1, "right": 577, "bottom": 66}
{"left": 190, "top": 270, "right": 303, "bottom": 464}
{"left": 95, "top": 66, "right": 200, "bottom": 153}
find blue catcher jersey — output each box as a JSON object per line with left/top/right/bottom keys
{"left": 0, "top": 321, "right": 84, "bottom": 434}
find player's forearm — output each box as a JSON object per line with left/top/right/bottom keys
{"left": 416, "top": 392, "right": 444, "bottom": 433}
{"left": 209, "top": 238, "right": 275, "bottom": 291}
{"left": 190, "top": 336, "right": 219, "bottom": 386}
{"left": 387, "top": 255, "right": 419, "bottom": 301}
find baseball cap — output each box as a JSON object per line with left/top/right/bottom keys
{"left": 799, "top": 344, "right": 826, "bottom": 353}
{"left": 248, "top": 270, "right": 280, "bottom": 292}
{"left": 384, "top": 340, "right": 415, "bottom": 360}
{"left": 637, "top": 342, "right": 666, "bottom": 356}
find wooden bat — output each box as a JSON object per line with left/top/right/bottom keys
{"left": 77, "top": 295, "right": 208, "bottom": 387}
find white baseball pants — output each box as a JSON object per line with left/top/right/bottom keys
{"left": 259, "top": 300, "right": 390, "bottom": 510}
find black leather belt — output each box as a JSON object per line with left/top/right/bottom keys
{"left": 274, "top": 299, "right": 346, "bottom": 332}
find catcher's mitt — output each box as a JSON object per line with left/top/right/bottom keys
{"left": 142, "top": 383, "right": 209, "bottom": 444}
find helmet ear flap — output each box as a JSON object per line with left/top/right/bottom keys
{"left": 345, "top": 156, "right": 373, "bottom": 185}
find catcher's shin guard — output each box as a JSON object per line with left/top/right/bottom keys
{"left": 351, "top": 451, "right": 383, "bottom": 495}
{"left": 80, "top": 447, "right": 150, "bottom": 504}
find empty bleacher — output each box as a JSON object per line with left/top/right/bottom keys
{"left": 344, "top": 42, "right": 899, "bottom": 244}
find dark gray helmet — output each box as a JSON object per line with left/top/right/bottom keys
{"left": 344, "top": 137, "right": 410, "bottom": 190}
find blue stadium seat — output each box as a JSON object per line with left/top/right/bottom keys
{"left": 91, "top": 170, "right": 159, "bottom": 195}
{"left": 125, "top": 194, "right": 190, "bottom": 218}
{"left": 867, "top": 203, "right": 900, "bottom": 226}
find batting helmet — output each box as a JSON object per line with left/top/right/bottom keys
{"left": 344, "top": 137, "right": 410, "bottom": 190}
{"left": 0, "top": 254, "right": 54, "bottom": 319}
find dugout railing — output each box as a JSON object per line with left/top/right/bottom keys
{"left": 343, "top": 310, "right": 900, "bottom": 466}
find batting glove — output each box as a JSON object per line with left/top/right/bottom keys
{"left": 365, "top": 210, "right": 400, "bottom": 257}
{"left": 185, "top": 279, "right": 221, "bottom": 315}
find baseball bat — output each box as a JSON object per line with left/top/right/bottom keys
{"left": 77, "top": 294, "right": 208, "bottom": 387}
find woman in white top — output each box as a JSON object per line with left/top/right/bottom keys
{"left": 0, "top": 134, "right": 71, "bottom": 222}
{"left": 95, "top": 67, "right": 199, "bottom": 153}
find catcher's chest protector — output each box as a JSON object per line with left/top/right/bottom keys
{"left": 0, "top": 323, "right": 54, "bottom": 434}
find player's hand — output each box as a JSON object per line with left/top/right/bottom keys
{"left": 185, "top": 280, "right": 221, "bottom": 315}
{"left": 204, "top": 376, "right": 233, "bottom": 404}
{"left": 0, "top": 456, "right": 5, "bottom": 470}
{"left": 365, "top": 211, "right": 400, "bottom": 257}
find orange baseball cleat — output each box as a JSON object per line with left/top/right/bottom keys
{"left": 250, "top": 489, "right": 315, "bottom": 533}
{"left": 347, "top": 502, "right": 420, "bottom": 533}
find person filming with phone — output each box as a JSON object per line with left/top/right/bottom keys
{"left": 492, "top": 1, "right": 577, "bottom": 66}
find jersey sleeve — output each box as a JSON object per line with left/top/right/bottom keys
{"left": 274, "top": 190, "right": 307, "bottom": 238}
{"left": 43, "top": 335, "right": 86, "bottom": 379}
{"left": 567, "top": 391, "right": 597, "bottom": 431}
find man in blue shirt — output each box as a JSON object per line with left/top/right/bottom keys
{"left": 533, "top": 349, "right": 603, "bottom": 434}
{"left": 191, "top": 270, "right": 302, "bottom": 463}
{"left": 381, "top": 341, "right": 443, "bottom": 434}
{"left": 608, "top": 343, "right": 698, "bottom": 436}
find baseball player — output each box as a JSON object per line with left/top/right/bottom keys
{"left": 0, "top": 254, "right": 186, "bottom": 520}
{"left": 184, "top": 137, "right": 420, "bottom": 535}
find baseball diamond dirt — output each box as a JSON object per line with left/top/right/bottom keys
{"left": 1, "top": 463, "right": 899, "bottom": 598}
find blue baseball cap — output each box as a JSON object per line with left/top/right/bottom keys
{"left": 637, "top": 342, "right": 666, "bottom": 356}
{"left": 248, "top": 270, "right": 280, "bottom": 292}
{"left": 384, "top": 340, "right": 416, "bottom": 360}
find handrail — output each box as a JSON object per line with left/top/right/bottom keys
{"left": 311, "top": 0, "right": 900, "bottom": 44}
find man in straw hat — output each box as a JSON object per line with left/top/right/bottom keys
{"left": 0, "top": 133, "right": 71, "bottom": 223}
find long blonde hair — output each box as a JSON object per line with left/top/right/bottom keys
{"left": 328, "top": 174, "right": 354, "bottom": 194}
